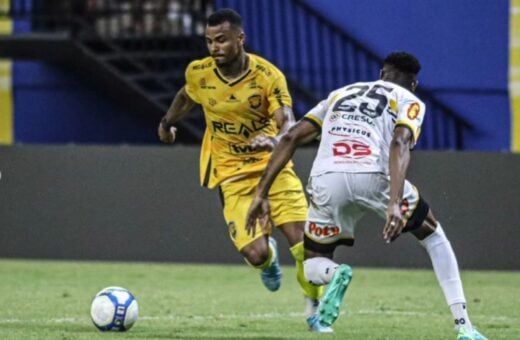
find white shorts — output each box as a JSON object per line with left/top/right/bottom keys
{"left": 304, "top": 172, "right": 429, "bottom": 253}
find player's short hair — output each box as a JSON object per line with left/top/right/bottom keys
{"left": 383, "top": 52, "right": 421, "bottom": 75}
{"left": 207, "top": 9, "right": 243, "bottom": 28}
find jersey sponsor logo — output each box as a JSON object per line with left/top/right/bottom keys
{"left": 242, "top": 156, "right": 262, "bottom": 165}
{"left": 329, "top": 112, "right": 341, "bottom": 122}
{"left": 212, "top": 118, "right": 270, "bottom": 138}
{"left": 199, "top": 78, "right": 216, "bottom": 90}
{"left": 255, "top": 64, "right": 272, "bottom": 77}
{"left": 308, "top": 222, "right": 340, "bottom": 238}
{"left": 229, "top": 143, "right": 255, "bottom": 155}
{"left": 273, "top": 87, "right": 285, "bottom": 107}
{"left": 340, "top": 114, "right": 375, "bottom": 126}
{"left": 329, "top": 125, "right": 371, "bottom": 138}
{"left": 332, "top": 139, "right": 371, "bottom": 159}
{"left": 248, "top": 80, "right": 263, "bottom": 89}
{"left": 248, "top": 94, "right": 262, "bottom": 109}
{"left": 192, "top": 61, "right": 213, "bottom": 70}
{"left": 407, "top": 103, "right": 420, "bottom": 120}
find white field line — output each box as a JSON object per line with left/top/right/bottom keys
{"left": 0, "top": 310, "right": 515, "bottom": 325}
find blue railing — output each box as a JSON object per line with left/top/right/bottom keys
{"left": 214, "top": 0, "right": 472, "bottom": 149}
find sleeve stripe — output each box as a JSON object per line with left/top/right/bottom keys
{"left": 395, "top": 120, "right": 420, "bottom": 144}
{"left": 304, "top": 114, "right": 322, "bottom": 127}
{"left": 303, "top": 115, "right": 322, "bottom": 131}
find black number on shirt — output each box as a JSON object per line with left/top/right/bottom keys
{"left": 332, "top": 84, "right": 394, "bottom": 118}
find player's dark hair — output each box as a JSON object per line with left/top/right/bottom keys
{"left": 383, "top": 52, "right": 421, "bottom": 75}
{"left": 207, "top": 9, "right": 243, "bottom": 28}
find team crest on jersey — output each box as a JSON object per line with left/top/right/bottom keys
{"left": 407, "top": 103, "right": 420, "bottom": 120}
{"left": 248, "top": 94, "right": 262, "bottom": 109}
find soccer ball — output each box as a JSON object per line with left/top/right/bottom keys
{"left": 90, "top": 286, "right": 139, "bottom": 331}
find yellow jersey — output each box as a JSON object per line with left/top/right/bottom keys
{"left": 184, "top": 54, "right": 293, "bottom": 188}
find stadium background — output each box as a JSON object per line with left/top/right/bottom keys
{"left": 0, "top": 0, "right": 518, "bottom": 270}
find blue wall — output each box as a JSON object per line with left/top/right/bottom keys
{"left": 13, "top": 61, "right": 157, "bottom": 144}
{"left": 12, "top": 1, "right": 511, "bottom": 150}
{"left": 301, "top": 0, "right": 510, "bottom": 151}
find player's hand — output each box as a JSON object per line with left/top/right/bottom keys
{"left": 250, "top": 135, "right": 277, "bottom": 151}
{"left": 245, "top": 196, "right": 272, "bottom": 238}
{"left": 383, "top": 202, "right": 404, "bottom": 243}
{"left": 158, "top": 124, "right": 177, "bottom": 144}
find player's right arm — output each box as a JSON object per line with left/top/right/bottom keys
{"left": 384, "top": 97, "right": 425, "bottom": 242}
{"left": 158, "top": 86, "right": 197, "bottom": 144}
{"left": 245, "top": 119, "right": 319, "bottom": 237}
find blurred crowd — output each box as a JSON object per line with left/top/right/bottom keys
{"left": 85, "top": 0, "right": 210, "bottom": 36}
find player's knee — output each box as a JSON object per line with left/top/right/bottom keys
{"left": 241, "top": 246, "right": 269, "bottom": 267}
{"left": 419, "top": 222, "right": 449, "bottom": 250}
{"left": 412, "top": 209, "right": 440, "bottom": 240}
{"left": 303, "top": 258, "right": 326, "bottom": 285}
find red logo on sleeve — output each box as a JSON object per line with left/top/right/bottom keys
{"left": 407, "top": 103, "right": 420, "bottom": 120}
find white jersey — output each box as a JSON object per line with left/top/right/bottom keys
{"left": 304, "top": 80, "right": 425, "bottom": 175}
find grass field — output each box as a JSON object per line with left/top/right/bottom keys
{"left": 0, "top": 259, "right": 517, "bottom": 339}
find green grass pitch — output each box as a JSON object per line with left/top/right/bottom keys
{"left": 0, "top": 259, "right": 517, "bottom": 339}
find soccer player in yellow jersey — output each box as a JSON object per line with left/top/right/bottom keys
{"left": 157, "top": 9, "right": 328, "bottom": 332}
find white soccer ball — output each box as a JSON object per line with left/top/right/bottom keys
{"left": 90, "top": 286, "right": 139, "bottom": 331}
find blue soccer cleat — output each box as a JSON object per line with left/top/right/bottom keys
{"left": 457, "top": 327, "right": 488, "bottom": 340}
{"left": 307, "top": 314, "right": 334, "bottom": 333}
{"left": 318, "top": 264, "right": 353, "bottom": 327}
{"left": 260, "top": 237, "right": 282, "bottom": 291}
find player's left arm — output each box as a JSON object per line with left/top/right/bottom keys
{"left": 246, "top": 119, "right": 319, "bottom": 236}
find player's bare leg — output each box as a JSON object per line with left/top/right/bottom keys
{"left": 241, "top": 235, "right": 282, "bottom": 292}
{"left": 413, "top": 210, "right": 487, "bottom": 339}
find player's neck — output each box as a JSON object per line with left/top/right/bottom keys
{"left": 217, "top": 52, "right": 249, "bottom": 80}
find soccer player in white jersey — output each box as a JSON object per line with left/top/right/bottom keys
{"left": 246, "top": 52, "right": 487, "bottom": 339}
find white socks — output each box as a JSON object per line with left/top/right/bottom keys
{"left": 450, "top": 302, "right": 472, "bottom": 331}
{"left": 303, "top": 257, "right": 339, "bottom": 318}
{"left": 304, "top": 297, "right": 320, "bottom": 318}
{"left": 420, "top": 223, "right": 472, "bottom": 330}
{"left": 303, "top": 223, "right": 473, "bottom": 330}
{"left": 303, "top": 257, "right": 339, "bottom": 285}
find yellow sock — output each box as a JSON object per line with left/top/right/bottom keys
{"left": 290, "top": 242, "right": 323, "bottom": 300}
